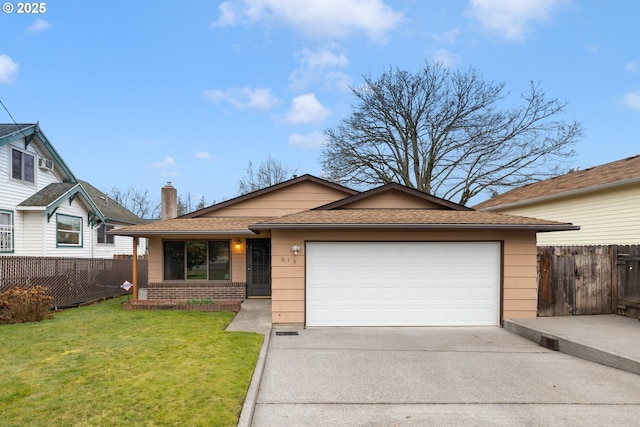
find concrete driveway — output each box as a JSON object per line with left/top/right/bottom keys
{"left": 251, "top": 327, "right": 640, "bottom": 426}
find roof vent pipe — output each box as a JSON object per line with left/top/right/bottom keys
{"left": 161, "top": 182, "right": 178, "bottom": 220}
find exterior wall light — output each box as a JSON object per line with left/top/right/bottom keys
{"left": 235, "top": 238, "right": 242, "bottom": 250}
{"left": 291, "top": 245, "right": 301, "bottom": 255}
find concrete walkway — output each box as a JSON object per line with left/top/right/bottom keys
{"left": 504, "top": 314, "right": 640, "bottom": 375}
{"left": 226, "top": 299, "right": 272, "bottom": 427}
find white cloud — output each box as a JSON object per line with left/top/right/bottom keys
{"left": 0, "top": 54, "right": 18, "bottom": 84}
{"left": 211, "top": 0, "right": 404, "bottom": 41}
{"left": 27, "top": 18, "right": 52, "bottom": 33}
{"left": 288, "top": 131, "right": 327, "bottom": 149}
{"left": 432, "top": 49, "right": 461, "bottom": 67}
{"left": 621, "top": 91, "right": 640, "bottom": 110}
{"left": 625, "top": 60, "right": 639, "bottom": 72}
{"left": 204, "top": 87, "right": 279, "bottom": 110}
{"left": 290, "top": 47, "right": 350, "bottom": 90}
{"left": 282, "top": 93, "right": 331, "bottom": 124}
{"left": 323, "top": 71, "right": 352, "bottom": 93}
{"left": 152, "top": 156, "right": 176, "bottom": 168}
{"left": 584, "top": 43, "right": 599, "bottom": 55}
{"left": 194, "top": 151, "right": 212, "bottom": 160}
{"left": 432, "top": 27, "right": 460, "bottom": 44}
{"left": 466, "top": 0, "right": 570, "bottom": 41}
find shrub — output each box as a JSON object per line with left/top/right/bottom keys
{"left": 0, "top": 286, "right": 54, "bottom": 324}
{"left": 187, "top": 298, "right": 215, "bottom": 305}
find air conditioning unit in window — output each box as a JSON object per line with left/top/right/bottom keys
{"left": 39, "top": 158, "right": 54, "bottom": 171}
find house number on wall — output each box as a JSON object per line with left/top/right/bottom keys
{"left": 281, "top": 257, "right": 297, "bottom": 264}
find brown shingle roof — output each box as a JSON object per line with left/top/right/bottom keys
{"left": 474, "top": 155, "right": 640, "bottom": 210}
{"left": 113, "top": 210, "right": 577, "bottom": 235}
{"left": 250, "top": 209, "right": 577, "bottom": 231}
{"left": 79, "top": 180, "right": 142, "bottom": 225}
{"left": 113, "top": 217, "right": 271, "bottom": 236}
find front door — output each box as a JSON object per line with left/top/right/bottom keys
{"left": 246, "top": 239, "right": 271, "bottom": 297}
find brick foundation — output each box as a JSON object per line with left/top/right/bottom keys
{"left": 144, "top": 282, "right": 246, "bottom": 301}
{"left": 122, "top": 300, "right": 241, "bottom": 312}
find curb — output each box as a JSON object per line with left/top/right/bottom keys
{"left": 504, "top": 319, "right": 640, "bottom": 375}
{"left": 237, "top": 329, "right": 271, "bottom": 427}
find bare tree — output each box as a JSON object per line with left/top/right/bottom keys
{"left": 238, "top": 156, "right": 298, "bottom": 195}
{"left": 196, "top": 195, "right": 207, "bottom": 210}
{"left": 109, "top": 186, "right": 160, "bottom": 219}
{"left": 110, "top": 187, "right": 204, "bottom": 218}
{"left": 321, "top": 63, "right": 583, "bottom": 205}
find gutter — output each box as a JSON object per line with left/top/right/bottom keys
{"left": 249, "top": 223, "right": 580, "bottom": 232}
{"left": 111, "top": 229, "right": 259, "bottom": 237}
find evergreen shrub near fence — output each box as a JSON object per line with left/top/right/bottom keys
{"left": 0, "top": 256, "right": 148, "bottom": 309}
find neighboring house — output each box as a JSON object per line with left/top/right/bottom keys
{"left": 114, "top": 174, "right": 576, "bottom": 327}
{"left": 0, "top": 123, "right": 144, "bottom": 257}
{"left": 474, "top": 155, "right": 640, "bottom": 245}
{"left": 79, "top": 180, "right": 148, "bottom": 258}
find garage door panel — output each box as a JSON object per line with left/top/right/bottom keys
{"left": 306, "top": 242, "right": 500, "bottom": 327}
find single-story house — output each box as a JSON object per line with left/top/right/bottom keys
{"left": 473, "top": 155, "right": 640, "bottom": 245}
{"left": 114, "top": 174, "right": 578, "bottom": 327}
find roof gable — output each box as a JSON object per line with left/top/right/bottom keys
{"left": 475, "top": 154, "right": 640, "bottom": 210}
{"left": 183, "top": 174, "right": 358, "bottom": 218}
{"left": 17, "top": 182, "right": 106, "bottom": 225}
{"left": 0, "top": 122, "right": 77, "bottom": 183}
{"left": 79, "top": 180, "right": 142, "bottom": 225}
{"left": 316, "top": 183, "right": 472, "bottom": 211}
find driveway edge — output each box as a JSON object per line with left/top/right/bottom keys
{"left": 504, "top": 319, "right": 640, "bottom": 375}
{"left": 237, "top": 330, "right": 271, "bottom": 427}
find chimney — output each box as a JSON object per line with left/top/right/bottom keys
{"left": 161, "top": 182, "right": 178, "bottom": 220}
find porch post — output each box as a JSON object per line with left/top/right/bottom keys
{"left": 132, "top": 236, "right": 138, "bottom": 300}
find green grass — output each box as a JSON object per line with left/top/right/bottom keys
{"left": 0, "top": 297, "right": 263, "bottom": 427}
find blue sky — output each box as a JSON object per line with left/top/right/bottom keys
{"left": 1, "top": 0, "right": 639, "bottom": 207}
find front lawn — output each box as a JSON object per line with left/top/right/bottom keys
{"left": 0, "top": 297, "right": 263, "bottom": 427}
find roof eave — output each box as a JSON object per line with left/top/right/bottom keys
{"left": 250, "top": 223, "right": 580, "bottom": 232}
{"left": 0, "top": 123, "right": 77, "bottom": 183}
{"left": 111, "top": 229, "right": 258, "bottom": 237}
{"left": 481, "top": 176, "right": 640, "bottom": 211}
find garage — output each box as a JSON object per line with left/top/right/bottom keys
{"left": 306, "top": 241, "right": 501, "bottom": 327}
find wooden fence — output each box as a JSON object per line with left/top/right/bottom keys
{"left": 0, "top": 256, "right": 148, "bottom": 309}
{"left": 538, "top": 245, "right": 640, "bottom": 318}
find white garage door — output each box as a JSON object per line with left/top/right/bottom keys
{"left": 306, "top": 242, "right": 501, "bottom": 327}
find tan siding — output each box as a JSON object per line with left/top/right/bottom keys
{"left": 343, "top": 190, "right": 444, "bottom": 209}
{"left": 270, "top": 228, "right": 539, "bottom": 325}
{"left": 272, "top": 300, "right": 304, "bottom": 313}
{"left": 493, "top": 184, "right": 640, "bottom": 245}
{"left": 503, "top": 265, "right": 537, "bottom": 277}
{"left": 148, "top": 238, "right": 163, "bottom": 282}
{"left": 204, "top": 181, "right": 351, "bottom": 217}
{"left": 272, "top": 288, "right": 304, "bottom": 300}
{"left": 502, "top": 233, "right": 538, "bottom": 319}
{"left": 272, "top": 311, "right": 305, "bottom": 324}
{"left": 503, "top": 288, "right": 537, "bottom": 300}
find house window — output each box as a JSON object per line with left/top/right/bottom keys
{"left": 163, "top": 240, "right": 231, "bottom": 281}
{"left": 0, "top": 210, "right": 13, "bottom": 253}
{"left": 97, "top": 223, "right": 115, "bottom": 244}
{"left": 11, "top": 148, "right": 35, "bottom": 183}
{"left": 56, "top": 214, "right": 82, "bottom": 246}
